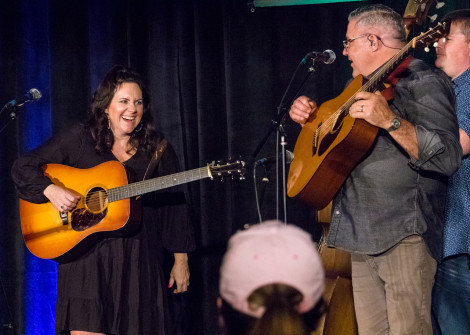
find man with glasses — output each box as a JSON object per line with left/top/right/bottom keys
{"left": 431, "top": 9, "right": 470, "bottom": 335}
{"left": 289, "top": 4, "right": 461, "bottom": 334}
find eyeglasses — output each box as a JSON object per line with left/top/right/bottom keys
{"left": 342, "top": 33, "right": 371, "bottom": 49}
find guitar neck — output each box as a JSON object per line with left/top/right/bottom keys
{"left": 364, "top": 42, "right": 413, "bottom": 93}
{"left": 341, "top": 42, "right": 413, "bottom": 113}
{"left": 108, "top": 165, "right": 211, "bottom": 202}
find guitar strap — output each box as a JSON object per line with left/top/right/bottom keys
{"left": 135, "top": 139, "right": 167, "bottom": 200}
{"left": 381, "top": 56, "right": 414, "bottom": 101}
{"left": 143, "top": 138, "right": 168, "bottom": 181}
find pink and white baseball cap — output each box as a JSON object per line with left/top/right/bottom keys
{"left": 219, "top": 220, "right": 325, "bottom": 318}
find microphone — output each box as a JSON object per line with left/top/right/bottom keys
{"left": 6, "top": 88, "right": 42, "bottom": 108}
{"left": 301, "top": 49, "right": 336, "bottom": 65}
{"left": 257, "top": 150, "right": 294, "bottom": 166}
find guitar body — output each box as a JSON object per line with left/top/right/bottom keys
{"left": 287, "top": 75, "right": 378, "bottom": 210}
{"left": 20, "top": 161, "right": 132, "bottom": 262}
{"left": 18, "top": 159, "right": 245, "bottom": 262}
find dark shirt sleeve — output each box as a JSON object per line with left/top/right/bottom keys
{"left": 11, "top": 125, "right": 85, "bottom": 203}
{"left": 393, "top": 66, "right": 462, "bottom": 176}
{"left": 151, "top": 144, "right": 196, "bottom": 253}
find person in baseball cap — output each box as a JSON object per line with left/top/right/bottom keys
{"left": 218, "top": 220, "right": 325, "bottom": 335}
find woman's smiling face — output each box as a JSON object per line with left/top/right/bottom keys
{"left": 105, "top": 82, "right": 143, "bottom": 139}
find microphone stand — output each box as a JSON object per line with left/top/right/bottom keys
{"left": 0, "top": 104, "right": 17, "bottom": 134}
{"left": 278, "top": 124, "right": 288, "bottom": 224}
{"left": 251, "top": 56, "right": 320, "bottom": 224}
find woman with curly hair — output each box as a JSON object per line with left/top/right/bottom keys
{"left": 12, "top": 65, "right": 195, "bottom": 335}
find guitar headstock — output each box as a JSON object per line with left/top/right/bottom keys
{"left": 404, "top": 0, "right": 434, "bottom": 38}
{"left": 411, "top": 18, "right": 450, "bottom": 51}
{"left": 209, "top": 160, "right": 246, "bottom": 180}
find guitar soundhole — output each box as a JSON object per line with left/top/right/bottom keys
{"left": 86, "top": 187, "right": 108, "bottom": 213}
{"left": 318, "top": 112, "right": 345, "bottom": 156}
{"left": 333, "top": 111, "right": 346, "bottom": 132}
{"left": 70, "top": 187, "right": 108, "bottom": 231}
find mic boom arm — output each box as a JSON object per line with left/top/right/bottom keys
{"left": 1, "top": 88, "right": 42, "bottom": 134}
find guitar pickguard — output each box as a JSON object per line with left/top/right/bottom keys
{"left": 71, "top": 208, "right": 107, "bottom": 231}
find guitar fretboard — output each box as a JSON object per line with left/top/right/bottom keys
{"left": 341, "top": 42, "right": 412, "bottom": 114}
{"left": 108, "top": 166, "right": 211, "bottom": 202}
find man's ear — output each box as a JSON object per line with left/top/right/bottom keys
{"left": 368, "top": 35, "right": 380, "bottom": 50}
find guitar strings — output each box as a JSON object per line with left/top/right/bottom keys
{"left": 66, "top": 163, "right": 237, "bottom": 210}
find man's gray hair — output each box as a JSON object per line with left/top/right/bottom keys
{"left": 349, "top": 4, "right": 406, "bottom": 43}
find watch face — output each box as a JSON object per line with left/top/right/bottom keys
{"left": 392, "top": 118, "right": 401, "bottom": 129}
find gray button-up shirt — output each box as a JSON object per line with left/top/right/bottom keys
{"left": 327, "top": 58, "right": 462, "bottom": 261}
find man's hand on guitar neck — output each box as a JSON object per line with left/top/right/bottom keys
{"left": 350, "top": 91, "right": 419, "bottom": 159}
{"left": 43, "top": 184, "right": 80, "bottom": 213}
{"left": 289, "top": 96, "right": 318, "bottom": 126}
{"left": 350, "top": 91, "right": 396, "bottom": 129}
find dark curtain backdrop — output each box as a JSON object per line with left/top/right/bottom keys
{"left": 0, "top": 0, "right": 467, "bottom": 334}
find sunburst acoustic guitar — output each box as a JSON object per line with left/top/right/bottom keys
{"left": 19, "top": 160, "right": 245, "bottom": 262}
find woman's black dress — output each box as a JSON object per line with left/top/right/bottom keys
{"left": 11, "top": 124, "right": 195, "bottom": 334}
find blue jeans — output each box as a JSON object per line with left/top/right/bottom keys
{"left": 432, "top": 254, "right": 470, "bottom": 335}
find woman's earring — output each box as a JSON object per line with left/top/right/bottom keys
{"left": 105, "top": 113, "right": 110, "bottom": 130}
{"left": 134, "top": 122, "right": 143, "bottom": 133}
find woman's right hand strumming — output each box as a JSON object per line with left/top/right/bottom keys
{"left": 43, "top": 184, "right": 80, "bottom": 212}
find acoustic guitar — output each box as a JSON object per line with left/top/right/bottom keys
{"left": 287, "top": 19, "right": 449, "bottom": 210}
{"left": 19, "top": 160, "right": 245, "bottom": 262}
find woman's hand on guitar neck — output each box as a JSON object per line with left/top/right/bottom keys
{"left": 289, "top": 96, "right": 318, "bottom": 126}
{"left": 43, "top": 184, "right": 80, "bottom": 212}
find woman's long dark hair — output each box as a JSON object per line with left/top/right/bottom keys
{"left": 87, "top": 65, "right": 161, "bottom": 155}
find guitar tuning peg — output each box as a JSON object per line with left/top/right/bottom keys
{"left": 424, "top": 45, "right": 430, "bottom": 52}
{"left": 428, "top": 14, "right": 438, "bottom": 23}
{"left": 433, "top": 41, "right": 438, "bottom": 48}
{"left": 435, "top": 1, "right": 445, "bottom": 9}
